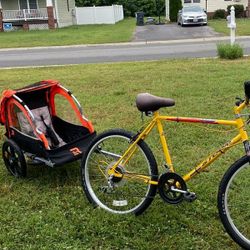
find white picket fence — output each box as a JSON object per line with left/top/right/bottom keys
{"left": 75, "top": 5, "right": 124, "bottom": 25}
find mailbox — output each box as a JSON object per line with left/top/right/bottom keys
{"left": 227, "top": 15, "right": 231, "bottom": 28}
{"left": 227, "top": 6, "right": 236, "bottom": 45}
{"left": 227, "top": 16, "right": 236, "bottom": 29}
{"left": 227, "top": 7, "right": 236, "bottom": 29}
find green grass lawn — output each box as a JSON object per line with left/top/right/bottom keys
{"left": 209, "top": 18, "right": 250, "bottom": 36}
{"left": 0, "top": 18, "right": 135, "bottom": 48}
{"left": 0, "top": 57, "right": 249, "bottom": 249}
{"left": 0, "top": 17, "right": 250, "bottom": 49}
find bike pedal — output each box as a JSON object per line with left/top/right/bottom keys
{"left": 184, "top": 192, "right": 197, "bottom": 202}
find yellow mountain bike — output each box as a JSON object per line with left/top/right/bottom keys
{"left": 81, "top": 82, "right": 250, "bottom": 249}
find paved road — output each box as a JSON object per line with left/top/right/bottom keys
{"left": 0, "top": 37, "right": 250, "bottom": 68}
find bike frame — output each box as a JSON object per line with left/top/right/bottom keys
{"left": 108, "top": 101, "right": 250, "bottom": 185}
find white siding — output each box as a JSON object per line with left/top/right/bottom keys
{"left": 208, "top": 0, "right": 248, "bottom": 12}
{"left": 182, "top": 0, "right": 248, "bottom": 12}
{"left": 2, "top": 0, "right": 19, "bottom": 10}
{"left": 55, "top": 0, "right": 75, "bottom": 27}
{"left": 38, "top": 0, "right": 46, "bottom": 8}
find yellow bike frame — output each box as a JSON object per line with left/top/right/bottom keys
{"left": 108, "top": 101, "right": 250, "bottom": 185}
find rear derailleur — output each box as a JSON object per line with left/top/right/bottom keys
{"left": 158, "top": 172, "right": 197, "bottom": 204}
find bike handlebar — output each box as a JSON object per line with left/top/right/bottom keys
{"left": 244, "top": 81, "right": 250, "bottom": 104}
{"left": 235, "top": 97, "right": 244, "bottom": 107}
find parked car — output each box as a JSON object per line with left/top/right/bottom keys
{"left": 177, "top": 6, "right": 207, "bottom": 26}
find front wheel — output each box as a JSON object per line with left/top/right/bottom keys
{"left": 81, "top": 129, "right": 158, "bottom": 215}
{"left": 218, "top": 156, "right": 250, "bottom": 249}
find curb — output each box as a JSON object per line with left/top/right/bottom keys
{"left": 0, "top": 36, "right": 249, "bottom": 52}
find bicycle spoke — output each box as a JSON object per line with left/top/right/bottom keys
{"left": 82, "top": 130, "right": 158, "bottom": 214}
{"left": 218, "top": 158, "right": 250, "bottom": 248}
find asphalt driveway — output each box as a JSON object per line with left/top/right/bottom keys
{"left": 132, "top": 23, "right": 222, "bottom": 42}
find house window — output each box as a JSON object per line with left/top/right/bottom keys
{"left": 19, "top": 0, "right": 38, "bottom": 10}
{"left": 19, "top": 0, "right": 28, "bottom": 9}
{"left": 184, "top": 0, "right": 192, "bottom": 3}
{"left": 193, "top": 0, "right": 200, "bottom": 2}
{"left": 29, "top": 0, "right": 38, "bottom": 9}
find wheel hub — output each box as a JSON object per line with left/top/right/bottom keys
{"left": 106, "top": 163, "right": 125, "bottom": 186}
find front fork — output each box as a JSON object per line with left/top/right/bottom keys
{"left": 243, "top": 140, "right": 250, "bottom": 159}
{"left": 233, "top": 101, "right": 250, "bottom": 160}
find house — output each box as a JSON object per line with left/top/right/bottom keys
{"left": 0, "top": 0, "right": 75, "bottom": 31}
{"left": 181, "top": 0, "right": 250, "bottom": 17}
{"left": 165, "top": 0, "right": 250, "bottom": 20}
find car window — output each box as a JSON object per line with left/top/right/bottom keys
{"left": 183, "top": 6, "right": 202, "bottom": 12}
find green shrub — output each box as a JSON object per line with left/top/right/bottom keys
{"left": 217, "top": 43, "right": 243, "bottom": 59}
{"left": 213, "top": 9, "right": 226, "bottom": 19}
{"left": 75, "top": 0, "right": 165, "bottom": 17}
{"left": 169, "top": 0, "right": 182, "bottom": 22}
{"left": 227, "top": 4, "right": 244, "bottom": 18}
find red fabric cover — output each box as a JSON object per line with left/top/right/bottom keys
{"left": 0, "top": 89, "right": 16, "bottom": 125}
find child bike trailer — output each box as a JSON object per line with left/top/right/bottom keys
{"left": 0, "top": 80, "right": 96, "bottom": 177}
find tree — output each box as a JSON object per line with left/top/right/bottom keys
{"left": 75, "top": 0, "right": 95, "bottom": 7}
{"left": 169, "top": 0, "right": 182, "bottom": 22}
{"left": 227, "top": 4, "right": 244, "bottom": 18}
{"left": 75, "top": 0, "right": 165, "bottom": 17}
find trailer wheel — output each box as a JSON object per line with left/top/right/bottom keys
{"left": 2, "top": 139, "right": 27, "bottom": 177}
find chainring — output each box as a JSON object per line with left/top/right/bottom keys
{"left": 158, "top": 172, "right": 187, "bottom": 204}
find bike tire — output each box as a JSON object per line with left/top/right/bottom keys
{"left": 81, "top": 129, "right": 158, "bottom": 215}
{"left": 218, "top": 155, "right": 250, "bottom": 249}
{"left": 2, "top": 139, "right": 27, "bottom": 178}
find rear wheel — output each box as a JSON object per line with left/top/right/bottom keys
{"left": 81, "top": 129, "right": 158, "bottom": 215}
{"left": 2, "top": 139, "right": 27, "bottom": 177}
{"left": 218, "top": 156, "right": 250, "bottom": 249}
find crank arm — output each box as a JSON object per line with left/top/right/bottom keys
{"left": 171, "top": 187, "right": 197, "bottom": 202}
{"left": 170, "top": 186, "right": 196, "bottom": 196}
{"left": 170, "top": 187, "right": 188, "bottom": 194}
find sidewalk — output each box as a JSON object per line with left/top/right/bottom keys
{"left": 0, "top": 35, "right": 249, "bottom": 52}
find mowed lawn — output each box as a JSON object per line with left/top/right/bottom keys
{"left": 0, "top": 17, "right": 250, "bottom": 49}
{"left": 209, "top": 18, "right": 250, "bottom": 36}
{"left": 0, "top": 18, "right": 135, "bottom": 48}
{"left": 0, "top": 58, "right": 250, "bottom": 249}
